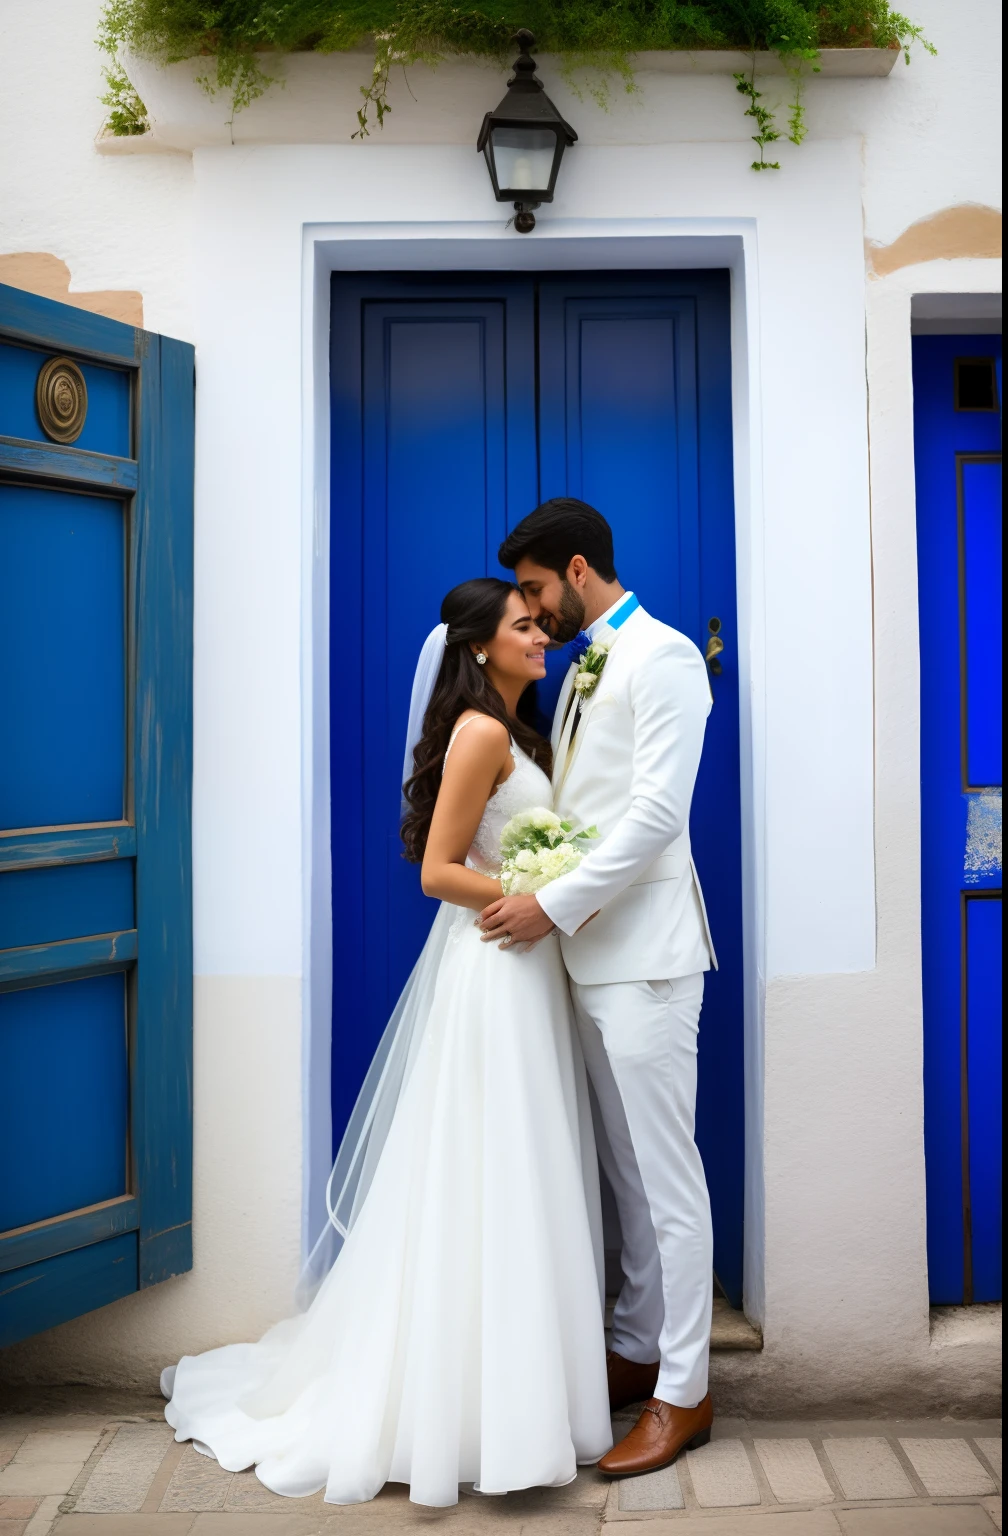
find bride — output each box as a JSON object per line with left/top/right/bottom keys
{"left": 162, "top": 576, "right": 612, "bottom": 1507}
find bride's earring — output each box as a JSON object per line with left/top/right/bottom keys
{"left": 475, "top": 651, "right": 488, "bottom": 666}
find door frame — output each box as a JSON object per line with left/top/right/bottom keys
{"left": 299, "top": 224, "right": 766, "bottom": 1317}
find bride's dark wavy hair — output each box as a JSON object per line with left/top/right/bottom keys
{"left": 401, "top": 577, "right": 552, "bottom": 864}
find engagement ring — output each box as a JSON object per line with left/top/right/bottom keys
{"left": 501, "top": 933, "right": 514, "bottom": 947}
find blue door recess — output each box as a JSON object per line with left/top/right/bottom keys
{"left": 913, "top": 336, "right": 1002, "bottom": 1304}
{"left": 0, "top": 284, "right": 194, "bottom": 1346}
{"left": 331, "top": 272, "right": 744, "bottom": 1305}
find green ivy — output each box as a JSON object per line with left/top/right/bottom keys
{"left": 97, "top": 0, "right": 934, "bottom": 165}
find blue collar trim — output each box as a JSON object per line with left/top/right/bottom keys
{"left": 604, "top": 592, "right": 640, "bottom": 632}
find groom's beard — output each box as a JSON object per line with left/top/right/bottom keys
{"left": 540, "top": 581, "right": 586, "bottom": 646}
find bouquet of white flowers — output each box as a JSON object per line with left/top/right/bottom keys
{"left": 498, "top": 808, "right": 599, "bottom": 896}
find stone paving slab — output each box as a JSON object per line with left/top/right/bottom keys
{"left": 834, "top": 1505, "right": 1000, "bottom": 1534}
{"left": 10, "top": 1438, "right": 101, "bottom": 1470}
{"left": 753, "top": 1438, "right": 835, "bottom": 1503}
{"left": 0, "top": 1497, "right": 41, "bottom": 1519}
{"left": 977, "top": 1439, "right": 1003, "bottom": 1482}
{"left": 747, "top": 1420, "right": 1003, "bottom": 1440}
{"left": 609, "top": 1513, "right": 843, "bottom": 1534}
{"left": 54, "top": 1519, "right": 198, "bottom": 1535}
{"left": 222, "top": 1474, "right": 328, "bottom": 1515}
{"left": 821, "top": 1437, "right": 915, "bottom": 1501}
{"left": 160, "top": 1449, "right": 234, "bottom": 1513}
{"left": 900, "top": 1437, "right": 998, "bottom": 1497}
{"left": 0, "top": 1465, "right": 85, "bottom": 1498}
{"left": 686, "top": 1439, "right": 760, "bottom": 1508}
{"left": 75, "top": 1425, "right": 176, "bottom": 1513}
{"left": 617, "top": 1464, "right": 685, "bottom": 1511}
{"left": 189, "top": 1518, "right": 330, "bottom": 1535}
{"left": 0, "top": 1494, "right": 43, "bottom": 1536}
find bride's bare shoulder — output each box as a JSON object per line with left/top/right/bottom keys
{"left": 444, "top": 711, "right": 510, "bottom": 767}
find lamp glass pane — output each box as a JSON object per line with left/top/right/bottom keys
{"left": 490, "top": 127, "right": 556, "bottom": 193}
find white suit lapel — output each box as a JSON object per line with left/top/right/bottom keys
{"left": 552, "top": 665, "right": 577, "bottom": 753}
{"left": 555, "top": 609, "right": 639, "bottom": 792}
{"left": 551, "top": 666, "right": 579, "bottom": 791}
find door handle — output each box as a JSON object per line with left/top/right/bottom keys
{"left": 705, "top": 617, "right": 724, "bottom": 676}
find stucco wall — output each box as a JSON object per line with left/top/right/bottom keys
{"left": 0, "top": 0, "right": 1000, "bottom": 1410}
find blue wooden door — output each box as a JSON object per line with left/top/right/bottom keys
{"left": 0, "top": 284, "right": 194, "bottom": 1345}
{"left": 331, "top": 271, "right": 743, "bottom": 1302}
{"left": 913, "top": 336, "right": 1002, "bottom": 1304}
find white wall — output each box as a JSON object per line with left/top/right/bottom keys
{"left": 0, "top": 0, "right": 1000, "bottom": 1409}
{"left": 0, "top": 1, "right": 193, "bottom": 338}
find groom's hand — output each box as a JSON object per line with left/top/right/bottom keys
{"left": 479, "top": 894, "right": 555, "bottom": 950}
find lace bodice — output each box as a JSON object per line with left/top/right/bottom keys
{"left": 444, "top": 718, "right": 553, "bottom": 874}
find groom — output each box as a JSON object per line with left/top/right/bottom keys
{"left": 480, "top": 498, "right": 717, "bottom": 1476}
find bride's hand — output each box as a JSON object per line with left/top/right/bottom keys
{"left": 478, "top": 893, "right": 556, "bottom": 950}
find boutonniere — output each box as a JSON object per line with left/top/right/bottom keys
{"left": 572, "top": 640, "right": 611, "bottom": 698}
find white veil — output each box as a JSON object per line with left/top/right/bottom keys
{"left": 296, "top": 623, "right": 449, "bottom": 1308}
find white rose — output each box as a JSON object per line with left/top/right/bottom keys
{"left": 540, "top": 844, "right": 582, "bottom": 882}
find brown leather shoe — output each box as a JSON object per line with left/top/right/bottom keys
{"left": 606, "top": 1349, "right": 660, "bottom": 1412}
{"left": 597, "top": 1393, "right": 713, "bottom": 1477}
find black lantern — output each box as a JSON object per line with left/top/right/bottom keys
{"left": 477, "top": 31, "right": 577, "bottom": 233}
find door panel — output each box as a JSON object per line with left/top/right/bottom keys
{"left": 0, "top": 484, "right": 126, "bottom": 829}
{"left": 965, "top": 895, "right": 1001, "bottom": 1302}
{"left": 962, "top": 461, "right": 1002, "bottom": 787}
{"left": 330, "top": 279, "right": 537, "bottom": 1143}
{"left": 0, "top": 861, "right": 133, "bottom": 949}
{"left": 330, "top": 271, "right": 743, "bottom": 1302}
{"left": 539, "top": 289, "right": 700, "bottom": 643}
{"left": 364, "top": 304, "right": 508, "bottom": 1004}
{"left": 913, "top": 334, "right": 1002, "bottom": 1304}
{"left": 537, "top": 275, "right": 743, "bottom": 1302}
{"left": 0, "top": 1233, "right": 137, "bottom": 1351}
{"left": 0, "top": 282, "right": 194, "bottom": 1343}
{"left": 0, "top": 340, "right": 131, "bottom": 457}
{"left": 0, "top": 975, "right": 128, "bottom": 1231}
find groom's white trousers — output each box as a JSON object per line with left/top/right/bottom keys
{"left": 570, "top": 972, "right": 712, "bottom": 1409}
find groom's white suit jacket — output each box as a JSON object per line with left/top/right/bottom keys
{"left": 536, "top": 604, "right": 716, "bottom": 986}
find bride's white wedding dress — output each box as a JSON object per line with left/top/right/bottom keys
{"left": 162, "top": 728, "right": 612, "bottom": 1507}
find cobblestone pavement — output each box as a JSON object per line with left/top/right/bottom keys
{"left": 0, "top": 1393, "right": 1000, "bottom": 1535}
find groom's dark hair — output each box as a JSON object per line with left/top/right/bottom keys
{"left": 498, "top": 498, "right": 618, "bottom": 583}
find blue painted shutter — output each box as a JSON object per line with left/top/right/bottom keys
{"left": 0, "top": 284, "right": 194, "bottom": 1344}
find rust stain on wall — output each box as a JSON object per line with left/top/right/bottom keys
{"left": 866, "top": 204, "right": 1002, "bottom": 278}
{"left": 0, "top": 252, "right": 143, "bottom": 326}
